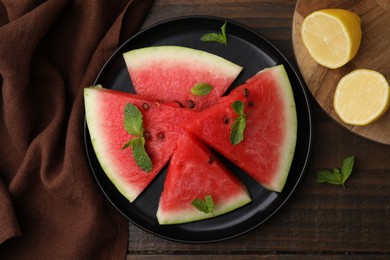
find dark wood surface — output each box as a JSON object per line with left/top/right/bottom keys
{"left": 127, "top": 0, "right": 390, "bottom": 258}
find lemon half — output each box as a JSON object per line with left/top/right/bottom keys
{"left": 301, "top": 9, "right": 362, "bottom": 69}
{"left": 334, "top": 69, "right": 390, "bottom": 126}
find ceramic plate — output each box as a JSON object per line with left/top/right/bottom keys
{"left": 84, "top": 16, "right": 312, "bottom": 243}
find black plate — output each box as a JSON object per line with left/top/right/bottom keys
{"left": 84, "top": 16, "right": 312, "bottom": 243}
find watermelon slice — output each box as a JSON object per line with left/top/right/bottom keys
{"left": 123, "top": 46, "right": 243, "bottom": 111}
{"left": 84, "top": 86, "right": 197, "bottom": 202}
{"left": 185, "top": 65, "right": 297, "bottom": 192}
{"left": 156, "top": 131, "right": 252, "bottom": 225}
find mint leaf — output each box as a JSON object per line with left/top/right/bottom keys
{"left": 191, "top": 83, "right": 213, "bottom": 96}
{"left": 317, "top": 156, "right": 355, "bottom": 187}
{"left": 191, "top": 195, "right": 214, "bottom": 214}
{"left": 317, "top": 169, "right": 343, "bottom": 185}
{"left": 341, "top": 156, "right": 354, "bottom": 184}
{"left": 123, "top": 137, "right": 153, "bottom": 173}
{"left": 124, "top": 103, "right": 144, "bottom": 136}
{"left": 122, "top": 139, "right": 134, "bottom": 150}
{"left": 200, "top": 22, "right": 227, "bottom": 45}
{"left": 204, "top": 195, "right": 214, "bottom": 212}
{"left": 229, "top": 100, "right": 247, "bottom": 145}
{"left": 230, "top": 116, "right": 246, "bottom": 145}
{"left": 232, "top": 100, "right": 245, "bottom": 115}
{"left": 123, "top": 103, "right": 153, "bottom": 173}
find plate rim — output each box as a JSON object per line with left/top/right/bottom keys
{"left": 85, "top": 15, "right": 313, "bottom": 243}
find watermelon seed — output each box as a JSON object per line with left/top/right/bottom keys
{"left": 144, "top": 131, "right": 152, "bottom": 141}
{"left": 157, "top": 132, "right": 165, "bottom": 140}
{"left": 175, "top": 101, "right": 184, "bottom": 108}
{"left": 223, "top": 117, "right": 230, "bottom": 124}
{"left": 244, "top": 88, "right": 249, "bottom": 97}
{"left": 248, "top": 101, "right": 254, "bottom": 107}
{"left": 142, "top": 103, "right": 150, "bottom": 110}
{"left": 188, "top": 99, "right": 195, "bottom": 109}
{"left": 208, "top": 156, "right": 215, "bottom": 165}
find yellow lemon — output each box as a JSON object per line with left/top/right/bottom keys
{"left": 301, "top": 9, "right": 362, "bottom": 69}
{"left": 334, "top": 69, "right": 390, "bottom": 126}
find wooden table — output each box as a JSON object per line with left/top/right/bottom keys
{"left": 127, "top": 1, "right": 390, "bottom": 258}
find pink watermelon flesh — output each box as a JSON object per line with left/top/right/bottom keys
{"left": 123, "top": 46, "right": 243, "bottom": 111}
{"left": 156, "top": 131, "right": 252, "bottom": 225}
{"left": 84, "top": 86, "right": 198, "bottom": 202}
{"left": 184, "top": 65, "right": 297, "bottom": 192}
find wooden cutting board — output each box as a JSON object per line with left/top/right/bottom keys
{"left": 292, "top": 0, "right": 390, "bottom": 145}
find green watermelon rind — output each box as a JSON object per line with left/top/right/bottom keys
{"left": 259, "top": 65, "right": 297, "bottom": 192}
{"left": 84, "top": 87, "right": 142, "bottom": 203}
{"left": 123, "top": 45, "right": 243, "bottom": 79}
{"left": 156, "top": 191, "right": 251, "bottom": 225}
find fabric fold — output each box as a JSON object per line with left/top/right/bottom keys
{"left": 0, "top": 0, "right": 153, "bottom": 258}
{"left": 0, "top": 180, "right": 21, "bottom": 244}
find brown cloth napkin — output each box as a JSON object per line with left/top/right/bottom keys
{"left": 0, "top": 0, "right": 153, "bottom": 258}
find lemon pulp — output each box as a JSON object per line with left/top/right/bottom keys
{"left": 334, "top": 69, "right": 390, "bottom": 125}
{"left": 301, "top": 9, "right": 362, "bottom": 69}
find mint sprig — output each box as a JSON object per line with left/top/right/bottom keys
{"left": 123, "top": 137, "right": 153, "bottom": 173}
{"left": 200, "top": 22, "right": 227, "bottom": 45}
{"left": 317, "top": 156, "right": 355, "bottom": 188}
{"left": 230, "top": 100, "right": 247, "bottom": 145}
{"left": 191, "top": 83, "right": 213, "bottom": 96}
{"left": 122, "top": 103, "right": 153, "bottom": 173}
{"left": 191, "top": 195, "right": 214, "bottom": 214}
{"left": 124, "top": 103, "right": 144, "bottom": 136}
